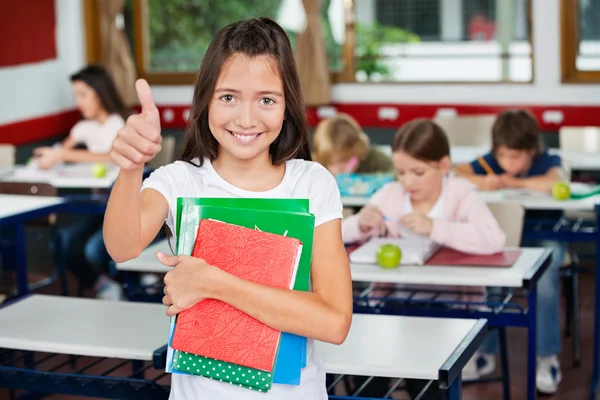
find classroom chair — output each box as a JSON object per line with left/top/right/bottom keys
{"left": 0, "top": 182, "right": 67, "bottom": 297}
{"left": 434, "top": 115, "right": 497, "bottom": 147}
{"left": 487, "top": 202, "right": 525, "bottom": 247}
{"left": 559, "top": 126, "right": 600, "bottom": 152}
{"left": 0, "top": 145, "right": 15, "bottom": 167}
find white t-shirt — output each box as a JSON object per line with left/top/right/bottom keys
{"left": 69, "top": 114, "right": 124, "bottom": 154}
{"left": 141, "top": 157, "right": 343, "bottom": 400}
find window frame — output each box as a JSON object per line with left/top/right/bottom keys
{"left": 560, "top": 0, "right": 600, "bottom": 83}
{"left": 84, "top": 0, "right": 534, "bottom": 85}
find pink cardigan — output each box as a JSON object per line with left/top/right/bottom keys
{"left": 343, "top": 176, "right": 506, "bottom": 255}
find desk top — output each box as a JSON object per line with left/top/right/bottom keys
{"left": 119, "top": 240, "right": 548, "bottom": 288}
{"left": 0, "top": 295, "right": 484, "bottom": 382}
{"left": 1, "top": 164, "right": 119, "bottom": 189}
{"left": 0, "top": 194, "right": 65, "bottom": 220}
{"left": 117, "top": 240, "right": 172, "bottom": 273}
{"left": 317, "top": 314, "right": 485, "bottom": 381}
{"left": 350, "top": 247, "right": 549, "bottom": 288}
{"left": 0, "top": 295, "right": 169, "bottom": 361}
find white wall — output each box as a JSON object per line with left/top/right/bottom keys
{"left": 0, "top": 0, "right": 86, "bottom": 126}
{"left": 150, "top": 0, "right": 600, "bottom": 106}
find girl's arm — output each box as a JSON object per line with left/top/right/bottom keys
{"left": 501, "top": 167, "right": 563, "bottom": 193}
{"left": 160, "top": 218, "right": 353, "bottom": 345}
{"left": 104, "top": 173, "right": 167, "bottom": 262}
{"left": 61, "top": 135, "right": 78, "bottom": 149}
{"left": 103, "top": 79, "right": 164, "bottom": 261}
{"left": 341, "top": 184, "right": 394, "bottom": 243}
{"left": 429, "top": 191, "right": 506, "bottom": 254}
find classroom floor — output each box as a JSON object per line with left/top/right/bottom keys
{"left": 0, "top": 263, "right": 596, "bottom": 400}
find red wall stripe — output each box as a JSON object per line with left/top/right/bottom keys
{"left": 0, "top": 110, "right": 80, "bottom": 146}
{"left": 0, "top": 0, "right": 57, "bottom": 67}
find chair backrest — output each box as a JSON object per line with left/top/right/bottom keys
{"left": 434, "top": 115, "right": 497, "bottom": 147}
{"left": 558, "top": 126, "right": 600, "bottom": 152}
{"left": 0, "top": 145, "right": 16, "bottom": 167}
{"left": 148, "top": 136, "right": 176, "bottom": 169}
{"left": 0, "top": 181, "right": 57, "bottom": 197}
{"left": 487, "top": 202, "right": 525, "bottom": 247}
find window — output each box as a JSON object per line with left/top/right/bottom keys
{"left": 561, "top": 0, "right": 600, "bottom": 82}
{"left": 354, "top": 0, "right": 532, "bottom": 82}
{"left": 127, "top": 0, "right": 346, "bottom": 84}
{"left": 87, "top": 0, "right": 532, "bottom": 84}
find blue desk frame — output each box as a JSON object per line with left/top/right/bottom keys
{"left": 0, "top": 317, "right": 485, "bottom": 400}
{"left": 518, "top": 206, "right": 600, "bottom": 400}
{"left": 0, "top": 201, "right": 69, "bottom": 298}
{"left": 351, "top": 248, "right": 551, "bottom": 400}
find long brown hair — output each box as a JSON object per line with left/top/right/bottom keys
{"left": 178, "top": 17, "right": 311, "bottom": 166}
{"left": 70, "top": 65, "right": 130, "bottom": 120}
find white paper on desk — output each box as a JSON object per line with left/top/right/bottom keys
{"left": 349, "top": 237, "right": 440, "bottom": 265}
{"left": 499, "top": 188, "right": 547, "bottom": 198}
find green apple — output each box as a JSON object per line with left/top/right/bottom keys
{"left": 92, "top": 163, "right": 107, "bottom": 178}
{"left": 552, "top": 182, "right": 571, "bottom": 201}
{"left": 376, "top": 244, "right": 402, "bottom": 269}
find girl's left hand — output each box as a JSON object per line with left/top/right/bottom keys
{"left": 34, "top": 148, "right": 63, "bottom": 170}
{"left": 157, "top": 252, "right": 223, "bottom": 316}
{"left": 401, "top": 212, "right": 433, "bottom": 235}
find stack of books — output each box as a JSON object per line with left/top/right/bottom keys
{"left": 165, "top": 198, "right": 315, "bottom": 392}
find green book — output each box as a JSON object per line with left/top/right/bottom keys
{"left": 175, "top": 197, "right": 312, "bottom": 291}
{"left": 172, "top": 351, "right": 273, "bottom": 392}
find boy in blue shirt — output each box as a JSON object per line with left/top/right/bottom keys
{"left": 456, "top": 110, "right": 565, "bottom": 394}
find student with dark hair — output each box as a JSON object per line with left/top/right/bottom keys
{"left": 34, "top": 65, "right": 129, "bottom": 301}
{"left": 342, "top": 118, "right": 505, "bottom": 399}
{"left": 34, "top": 65, "right": 129, "bottom": 169}
{"left": 456, "top": 110, "right": 565, "bottom": 394}
{"left": 103, "top": 18, "right": 352, "bottom": 399}
{"left": 455, "top": 109, "right": 562, "bottom": 192}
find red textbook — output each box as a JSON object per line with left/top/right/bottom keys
{"left": 425, "top": 248, "right": 522, "bottom": 267}
{"left": 171, "top": 219, "right": 302, "bottom": 372}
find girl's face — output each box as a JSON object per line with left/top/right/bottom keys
{"left": 72, "top": 81, "right": 103, "bottom": 120}
{"left": 209, "top": 53, "right": 286, "bottom": 164}
{"left": 392, "top": 150, "right": 450, "bottom": 202}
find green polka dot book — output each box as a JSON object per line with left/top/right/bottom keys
{"left": 172, "top": 350, "right": 274, "bottom": 392}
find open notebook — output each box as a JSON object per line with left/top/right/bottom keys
{"left": 349, "top": 237, "right": 440, "bottom": 266}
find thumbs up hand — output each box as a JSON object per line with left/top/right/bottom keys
{"left": 110, "top": 79, "right": 163, "bottom": 170}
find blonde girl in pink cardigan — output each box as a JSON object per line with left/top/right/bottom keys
{"left": 343, "top": 118, "right": 506, "bottom": 400}
{"left": 343, "top": 118, "right": 505, "bottom": 253}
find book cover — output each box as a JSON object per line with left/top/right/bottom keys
{"left": 172, "top": 350, "right": 273, "bottom": 392}
{"left": 171, "top": 219, "right": 302, "bottom": 372}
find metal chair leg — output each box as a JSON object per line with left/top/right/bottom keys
{"left": 572, "top": 254, "right": 581, "bottom": 367}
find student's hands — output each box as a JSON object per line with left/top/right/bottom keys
{"left": 111, "top": 79, "right": 162, "bottom": 170}
{"left": 158, "top": 252, "right": 223, "bottom": 316}
{"left": 34, "top": 147, "right": 63, "bottom": 170}
{"left": 480, "top": 175, "right": 504, "bottom": 191}
{"left": 401, "top": 212, "right": 433, "bottom": 236}
{"left": 358, "top": 204, "right": 385, "bottom": 233}
{"left": 499, "top": 174, "right": 524, "bottom": 189}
